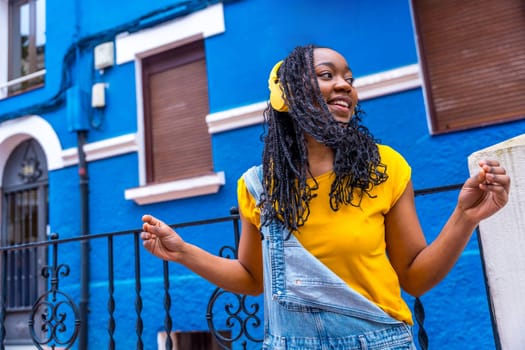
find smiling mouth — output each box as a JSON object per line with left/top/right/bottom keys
{"left": 328, "top": 99, "right": 352, "bottom": 109}
{"left": 330, "top": 102, "right": 349, "bottom": 109}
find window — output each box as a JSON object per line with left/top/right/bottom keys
{"left": 412, "top": 0, "right": 525, "bottom": 134}
{"left": 3, "top": 0, "right": 45, "bottom": 96}
{"left": 121, "top": 4, "right": 226, "bottom": 204}
{"left": 142, "top": 39, "right": 214, "bottom": 184}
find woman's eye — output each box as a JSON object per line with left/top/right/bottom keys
{"left": 345, "top": 77, "right": 355, "bottom": 85}
{"left": 319, "top": 72, "right": 333, "bottom": 79}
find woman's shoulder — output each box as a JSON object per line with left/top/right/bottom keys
{"left": 238, "top": 164, "right": 264, "bottom": 202}
{"left": 377, "top": 144, "right": 408, "bottom": 165}
{"left": 376, "top": 144, "right": 411, "bottom": 204}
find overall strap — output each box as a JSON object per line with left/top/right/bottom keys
{"left": 242, "top": 165, "right": 264, "bottom": 204}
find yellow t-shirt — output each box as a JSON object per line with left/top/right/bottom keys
{"left": 237, "top": 144, "right": 413, "bottom": 324}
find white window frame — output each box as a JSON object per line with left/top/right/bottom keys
{"left": 0, "top": 0, "right": 46, "bottom": 99}
{"left": 118, "top": 3, "right": 226, "bottom": 205}
{"left": 0, "top": 0, "right": 9, "bottom": 98}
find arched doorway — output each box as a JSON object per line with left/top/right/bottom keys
{"left": 1, "top": 138, "right": 48, "bottom": 346}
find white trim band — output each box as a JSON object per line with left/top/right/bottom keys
{"left": 206, "top": 101, "right": 268, "bottom": 134}
{"left": 61, "top": 133, "right": 138, "bottom": 167}
{"left": 355, "top": 64, "right": 421, "bottom": 100}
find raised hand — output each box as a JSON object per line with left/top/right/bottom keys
{"left": 140, "top": 214, "right": 185, "bottom": 262}
{"left": 458, "top": 160, "right": 510, "bottom": 222}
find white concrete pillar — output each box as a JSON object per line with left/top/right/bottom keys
{"left": 468, "top": 134, "right": 525, "bottom": 350}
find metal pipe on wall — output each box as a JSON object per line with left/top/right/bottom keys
{"left": 77, "top": 130, "right": 90, "bottom": 350}
{"left": 73, "top": 0, "right": 90, "bottom": 346}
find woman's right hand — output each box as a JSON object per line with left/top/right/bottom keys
{"left": 141, "top": 214, "right": 184, "bottom": 261}
{"left": 140, "top": 213, "right": 264, "bottom": 295}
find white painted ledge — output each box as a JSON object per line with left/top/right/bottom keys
{"left": 467, "top": 133, "right": 525, "bottom": 350}
{"left": 354, "top": 63, "right": 421, "bottom": 100}
{"left": 205, "top": 64, "right": 421, "bottom": 134}
{"left": 61, "top": 133, "right": 138, "bottom": 167}
{"left": 206, "top": 101, "right": 268, "bottom": 134}
{"left": 124, "top": 171, "right": 225, "bottom": 205}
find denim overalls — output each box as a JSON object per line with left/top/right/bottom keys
{"left": 243, "top": 166, "right": 416, "bottom": 350}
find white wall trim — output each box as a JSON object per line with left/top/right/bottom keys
{"left": 354, "top": 63, "right": 421, "bottom": 100}
{"left": 0, "top": 116, "right": 63, "bottom": 181}
{"left": 115, "top": 3, "right": 225, "bottom": 65}
{"left": 61, "top": 133, "right": 138, "bottom": 167}
{"left": 0, "top": 118, "right": 139, "bottom": 178}
{"left": 408, "top": 0, "right": 433, "bottom": 135}
{"left": 124, "top": 171, "right": 225, "bottom": 205}
{"left": 206, "top": 101, "right": 268, "bottom": 134}
{"left": 205, "top": 63, "right": 422, "bottom": 134}
{"left": 134, "top": 56, "right": 147, "bottom": 186}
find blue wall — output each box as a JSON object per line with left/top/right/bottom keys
{"left": 2, "top": 0, "right": 524, "bottom": 348}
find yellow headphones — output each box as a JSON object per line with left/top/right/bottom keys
{"left": 268, "top": 60, "right": 289, "bottom": 112}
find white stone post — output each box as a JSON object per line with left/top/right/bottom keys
{"left": 468, "top": 134, "right": 525, "bottom": 350}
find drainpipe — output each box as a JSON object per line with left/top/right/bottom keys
{"left": 67, "top": 83, "right": 91, "bottom": 350}
{"left": 77, "top": 130, "right": 90, "bottom": 350}
{"left": 65, "top": 84, "right": 91, "bottom": 350}
{"left": 71, "top": 0, "right": 90, "bottom": 347}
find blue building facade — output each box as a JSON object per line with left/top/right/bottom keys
{"left": 1, "top": 0, "right": 524, "bottom": 348}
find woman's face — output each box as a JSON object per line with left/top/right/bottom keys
{"left": 313, "top": 48, "right": 358, "bottom": 123}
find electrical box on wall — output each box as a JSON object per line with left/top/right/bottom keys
{"left": 91, "top": 83, "right": 107, "bottom": 108}
{"left": 67, "top": 85, "right": 90, "bottom": 132}
{"left": 94, "top": 42, "right": 114, "bottom": 70}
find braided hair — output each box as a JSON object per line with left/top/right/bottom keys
{"left": 260, "top": 45, "right": 388, "bottom": 233}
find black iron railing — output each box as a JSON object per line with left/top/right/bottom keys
{"left": 0, "top": 208, "right": 252, "bottom": 350}
{"left": 0, "top": 183, "right": 498, "bottom": 350}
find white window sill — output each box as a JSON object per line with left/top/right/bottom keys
{"left": 125, "top": 171, "right": 225, "bottom": 205}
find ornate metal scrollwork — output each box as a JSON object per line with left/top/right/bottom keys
{"left": 206, "top": 288, "right": 263, "bottom": 350}
{"left": 206, "top": 222, "right": 263, "bottom": 350}
{"left": 28, "top": 234, "right": 80, "bottom": 350}
{"left": 29, "top": 290, "right": 80, "bottom": 349}
{"left": 18, "top": 140, "right": 43, "bottom": 183}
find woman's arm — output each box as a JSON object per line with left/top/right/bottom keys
{"left": 385, "top": 160, "right": 510, "bottom": 296}
{"left": 141, "top": 213, "right": 263, "bottom": 295}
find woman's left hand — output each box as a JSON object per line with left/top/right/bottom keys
{"left": 458, "top": 160, "right": 510, "bottom": 222}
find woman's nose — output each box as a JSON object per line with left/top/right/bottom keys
{"left": 334, "top": 77, "right": 352, "bottom": 91}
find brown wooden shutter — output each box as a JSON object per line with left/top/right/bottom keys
{"left": 142, "top": 40, "right": 213, "bottom": 183}
{"left": 412, "top": 0, "right": 525, "bottom": 134}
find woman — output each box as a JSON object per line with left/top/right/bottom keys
{"left": 140, "top": 45, "right": 510, "bottom": 349}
